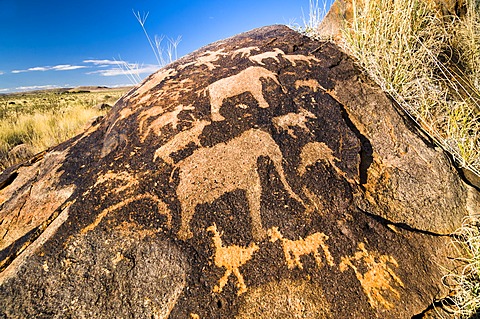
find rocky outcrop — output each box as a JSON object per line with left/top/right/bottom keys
{"left": 0, "top": 25, "right": 478, "bottom": 318}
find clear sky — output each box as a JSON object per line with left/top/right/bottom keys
{"left": 0, "top": 0, "right": 334, "bottom": 93}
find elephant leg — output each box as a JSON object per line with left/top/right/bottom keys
{"left": 210, "top": 98, "right": 226, "bottom": 121}
{"left": 177, "top": 203, "right": 195, "bottom": 240}
{"left": 246, "top": 179, "right": 266, "bottom": 241}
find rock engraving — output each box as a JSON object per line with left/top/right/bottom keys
{"left": 206, "top": 66, "right": 280, "bottom": 121}
{"left": 154, "top": 120, "right": 210, "bottom": 165}
{"left": 180, "top": 49, "right": 228, "bottom": 71}
{"left": 173, "top": 129, "right": 303, "bottom": 240}
{"left": 268, "top": 226, "right": 334, "bottom": 269}
{"left": 249, "top": 48, "right": 321, "bottom": 67}
{"left": 232, "top": 46, "right": 260, "bottom": 58}
{"left": 299, "top": 142, "right": 353, "bottom": 183}
{"left": 81, "top": 194, "right": 172, "bottom": 234}
{"left": 139, "top": 104, "right": 195, "bottom": 142}
{"left": 339, "top": 243, "right": 404, "bottom": 310}
{"left": 295, "top": 79, "right": 326, "bottom": 92}
{"left": 207, "top": 223, "right": 259, "bottom": 295}
{"left": 248, "top": 48, "right": 283, "bottom": 65}
{"left": 272, "top": 108, "right": 317, "bottom": 138}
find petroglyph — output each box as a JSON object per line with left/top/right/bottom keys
{"left": 283, "top": 54, "right": 320, "bottom": 67}
{"left": 272, "top": 108, "right": 317, "bottom": 138}
{"left": 94, "top": 171, "right": 139, "bottom": 195}
{"left": 180, "top": 49, "right": 228, "bottom": 71}
{"left": 268, "top": 227, "right": 334, "bottom": 270}
{"left": 81, "top": 194, "right": 172, "bottom": 234}
{"left": 232, "top": 46, "right": 260, "bottom": 58}
{"left": 207, "top": 223, "right": 259, "bottom": 295}
{"left": 298, "top": 142, "right": 353, "bottom": 183}
{"left": 248, "top": 48, "right": 320, "bottom": 68}
{"left": 295, "top": 79, "right": 326, "bottom": 92}
{"left": 139, "top": 104, "right": 195, "bottom": 142}
{"left": 207, "top": 66, "right": 280, "bottom": 121}
{"left": 339, "top": 243, "right": 404, "bottom": 310}
{"left": 174, "top": 129, "right": 303, "bottom": 240}
{"left": 134, "top": 68, "right": 178, "bottom": 100}
{"left": 154, "top": 120, "right": 210, "bottom": 165}
{"left": 248, "top": 48, "right": 284, "bottom": 65}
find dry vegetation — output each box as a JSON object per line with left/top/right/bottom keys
{"left": 0, "top": 87, "right": 129, "bottom": 170}
{"left": 296, "top": 0, "right": 480, "bottom": 316}
{"left": 342, "top": 0, "right": 480, "bottom": 177}
{"left": 337, "top": 0, "right": 480, "bottom": 316}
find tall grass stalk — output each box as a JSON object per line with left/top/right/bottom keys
{"left": 121, "top": 10, "right": 181, "bottom": 85}
{"left": 292, "top": 0, "right": 329, "bottom": 40}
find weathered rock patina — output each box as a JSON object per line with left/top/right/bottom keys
{"left": 1, "top": 25, "right": 478, "bottom": 318}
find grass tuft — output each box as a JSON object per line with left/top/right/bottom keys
{"left": 445, "top": 215, "right": 480, "bottom": 317}
{"left": 291, "top": 0, "right": 330, "bottom": 40}
{"left": 340, "top": 0, "right": 480, "bottom": 177}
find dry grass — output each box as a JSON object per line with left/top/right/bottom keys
{"left": 445, "top": 215, "right": 480, "bottom": 317}
{"left": 335, "top": 0, "right": 480, "bottom": 316}
{"left": 0, "top": 88, "right": 129, "bottom": 170}
{"left": 341, "top": 0, "right": 480, "bottom": 177}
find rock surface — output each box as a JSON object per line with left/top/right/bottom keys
{"left": 0, "top": 25, "right": 478, "bottom": 318}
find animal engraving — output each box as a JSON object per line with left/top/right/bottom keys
{"left": 298, "top": 142, "right": 354, "bottom": 183}
{"left": 207, "top": 223, "right": 259, "bottom": 295}
{"left": 339, "top": 243, "right": 404, "bottom": 310}
{"left": 232, "top": 46, "right": 260, "bottom": 58}
{"left": 206, "top": 66, "right": 280, "bottom": 121}
{"left": 248, "top": 48, "right": 284, "bottom": 65}
{"left": 154, "top": 120, "right": 210, "bottom": 165}
{"left": 295, "top": 79, "right": 326, "bottom": 92}
{"left": 272, "top": 108, "right": 317, "bottom": 138}
{"left": 268, "top": 227, "right": 334, "bottom": 269}
{"left": 249, "top": 48, "right": 321, "bottom": 68}
{"left": 179, "top": 49, "right": 227, "bottom": 71}
{"left": 139, "top": 104, "right": 195, "bottom": 142}
{"left": 282, "top": 54, "right": 320, "bottom": 67}
{"left": 134, "top": 68, "right": 178, "bottom": 102}
{"left": 173, "top": 129, "right": 303, "bottom": 240}
{"left": 94, "top": 171, "right": 139, "bottom": 195}
{"left": 81, "top": 194, "right": 172, "bottom": 234}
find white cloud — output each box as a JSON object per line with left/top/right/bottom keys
{"left": 84, "top": 59, "right": 122, "bottom": 65}
{"left": 15, "top": 84, "right": 61, "bottom": 91}
{"left": 0, "top": 88, "right": 9, "bottom": 92}
{"left": 52, "top": 64, "right": 87, "bottom": 71}
{"left": 0, "top": 71, "right": 4, "bottom": 75}
{"left": 28, "top": 66, "right": 49, "bottom": 71}
{"left": 11, "top": 64, "right": 86, "bottom": 73}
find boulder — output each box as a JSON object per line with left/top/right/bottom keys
{"left": 0, "top": 25, "right": 478, "bottom": 318}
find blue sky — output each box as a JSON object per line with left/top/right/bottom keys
{"left": 0, "top": 0, "right": 333, "bottom": 93}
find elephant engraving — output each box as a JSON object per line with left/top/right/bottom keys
{"left": 206, "top": 66, "right": 280, "bottom": 121}
{"left": 170, "top": 129, "right": 303, "bottom": 240}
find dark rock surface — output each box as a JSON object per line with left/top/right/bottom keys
{"left": 0, "top": 25, "right": 478, "bottom": 318}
